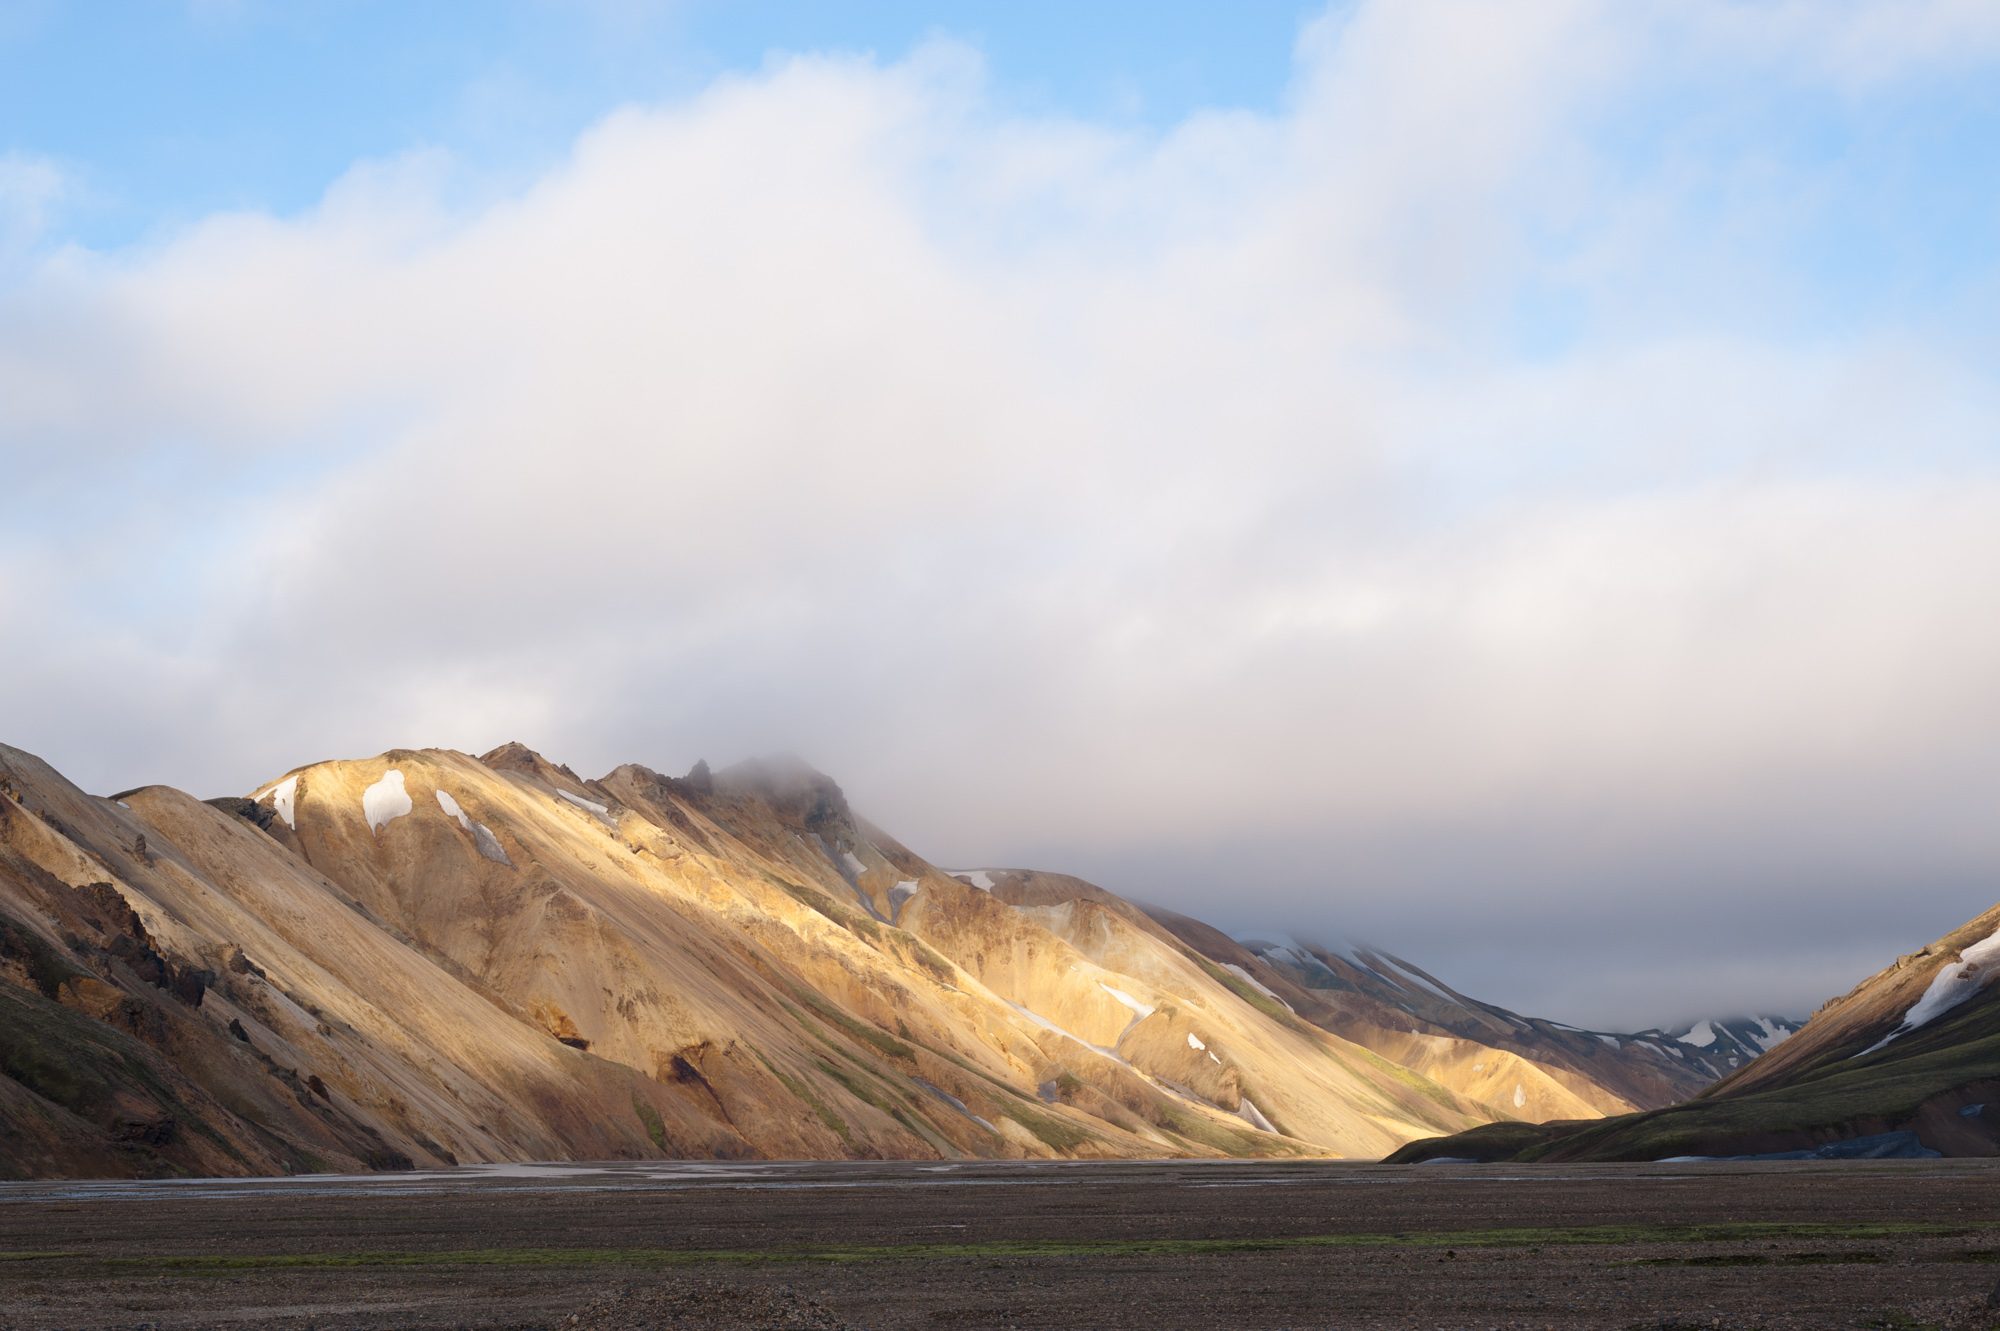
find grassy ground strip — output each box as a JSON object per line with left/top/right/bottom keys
{"left": 1, "top": 1220, "right": 1994, "bottom": 1273}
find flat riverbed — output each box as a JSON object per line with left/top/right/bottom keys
{"left": 2, "top": 1158, "right": 1997, "bottom": 1329}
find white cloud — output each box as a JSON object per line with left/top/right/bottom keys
{"left": 2, "top": 1, "right": 1997, "bottom": 1026}
{"left": 1680, "top": 0, "right": 2000, "bottom": 88}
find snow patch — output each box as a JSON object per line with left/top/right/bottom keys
{"left": 1003, "top": 1001, "right": 1129, "bottom": 1066}
{"left": 1232, "top": 931, "right": 1344, "bottom": 975}
{"left": 913, "top": 1078, "right": 1000, "bottom": 1136}
{"left": 361, "top": 771, "right": 412, "bottom": 834}
{"left": 952, "top": 870, "right": 996, "bottom": 890}
{"left": 473, "top": 825, "right": 511, "bottom": 865}
{"left": 556, "top": 788, "right": 609, "bottom": 816}
{"left": 889, "top": 879, "right": 920, "bottom": 915}
{"left": 1680, "top": 1019, "right": 1717, "bottom": 1047}
{"left": 1237, "top": 1097, "right": 1277, "bottom": 1134}
{"left": 1375, "top": 954, "right": 1457, "bottom": 1004}
{"left": 435, "top": 789, "right": 511, "bottom": 866}
{"left": 1595, "top": 1034, "right": 1621, "bottom": 1050}
{"left": 1221, "top": 963, "right": 1294, "bottom": 1013}
{"left": 839, "top": 848, "right": 867, "bottom": 880}
{"left": 1863, "top": 927, "right": 2000, "bottom": 1054}
{"left": 1751, "top": 1016, "right": 1794, "bottom": 1051}
{"left": 1187, "top": 1032, "right": 1206, "bottom": 1052}
{"left": 1099, "top": 984, "right": 1155, "bottom": 1020}
{"left": 263, "top": 775, "right": 299, "bottom": 830}
{"left": 1512, "top": 1083, "right": 1526, "bottom": 1109}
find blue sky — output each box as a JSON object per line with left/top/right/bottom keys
{"left": 3, "top": 1, "right": 2000, "bottom": 1026}
{"left": 6, "top": 2, "right": 1998, "bottom": 347}
{"left": 3, "top": 1, "right": 1311, "bottom": 249}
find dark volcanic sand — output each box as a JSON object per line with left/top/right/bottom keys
{"left": 2, "top": 1159, "right": 1998, "bottom": 1330}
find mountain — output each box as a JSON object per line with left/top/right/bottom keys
{"left": 0, "top": 739, "right": 1761, "bottom": 1179}
{"left": 1389, "top": 904, "right": 2000, "bottom": 1162}
{"left": 1662, "top": 1014, "right": 1803, "bottom": 1075}
{"left": 1225, "top": 934, "right": 1792, "bottom": 1109}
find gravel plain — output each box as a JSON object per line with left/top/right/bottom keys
{"left": 1, "top": 1158, "right": 1998, "bottom": 1330}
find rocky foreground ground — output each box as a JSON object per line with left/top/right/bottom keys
{"left": 1, "top": 1159, "right": 1998, "bottom": 1330}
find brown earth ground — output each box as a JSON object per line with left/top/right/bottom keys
{"left": 1, "top": 1159, "right": 1998, "bottom": 1330}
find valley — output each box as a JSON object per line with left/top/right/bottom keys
{"left": 2, "top": 1158, "right": 1998, "bottom": 1329}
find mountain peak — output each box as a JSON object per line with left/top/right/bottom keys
{"left": 478, "top": 741, "right": 581, "bottom": 785}
{"left": 712, "top": 753, "right": 850, "bottom": 834}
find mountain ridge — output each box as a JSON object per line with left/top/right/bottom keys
{"left": 0, "top": 738, "right": 1817, "bottom": 1178}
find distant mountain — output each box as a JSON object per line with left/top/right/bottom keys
{"left": 1389, "top": 905, "right": 2000, "bottom": 1162}
{"left": 954, "top": 875, "right": 1661, "bottom": 1126}
{"left": 1218, "top": 934, "right": 1791, "bottom": 1110}
{"left": 1660, "top": 1014, "right": 1803, "bottom": 1075}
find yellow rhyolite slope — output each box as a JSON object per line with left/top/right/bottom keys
{"left": 0, "top": 741, "right": 1675, "bottom": 1176}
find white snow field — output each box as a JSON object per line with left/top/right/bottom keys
{"left": 1680, "top": 1019, "right": 1717, "bottom": 1047}
{"left": 361, "top": 770, "right": 412, "bottom": 834}
{"left": 1864, "top": 927, "right": 2000, "bottom": 1054}
{"left": 261, "top": 774, "right": 299, "bottom": 830}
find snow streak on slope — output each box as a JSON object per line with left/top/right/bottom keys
{"left": 556, "top": 788, "right": 611, "bottom": 817}
{"left": 1099, "top": 984, "right": 1155, "bottom": 1020}
{"left": 435, "top": 787, "right": 511, "bottom": 865}
{"left": 1864, "top": 927, "right": 2000, "bottom": 1054}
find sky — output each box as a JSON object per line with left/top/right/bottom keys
{"left": 3, "top": 0, "right": 1999, "bottom": 1030}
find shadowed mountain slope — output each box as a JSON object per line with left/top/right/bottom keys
{"left": 1389, "top": 903, "right": 2000, "bottom": 1162}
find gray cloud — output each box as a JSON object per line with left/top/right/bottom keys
{"left": 3, "top": 2, "right": 1998, "bottom": 1030}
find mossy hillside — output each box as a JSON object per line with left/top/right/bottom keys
{"left": 1394, "top": 994, "right": 2000, "bottom": 1163}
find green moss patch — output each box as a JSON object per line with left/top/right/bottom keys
{"left": 32, "top": 1219, "right": 1993, "bottom": 1278}
{"left": 631, "top": 1095, "right": 668, "bottom": 1152}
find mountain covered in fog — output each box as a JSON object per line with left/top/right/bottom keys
{"left": 1, "top": 738, "right": 1804, "bottom": 1178}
